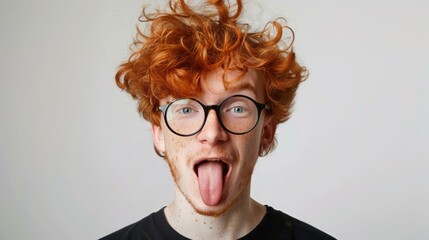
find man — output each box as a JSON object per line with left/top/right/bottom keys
{"left": 102, "top": 0, "right": 335, "bottom": 239}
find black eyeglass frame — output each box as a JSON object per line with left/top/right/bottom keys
{"left": 158, "top": 94, "right": 271, "bottom": 137}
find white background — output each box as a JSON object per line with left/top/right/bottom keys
{"left": 1, "top": 0, "right": 428, "bottom": 239}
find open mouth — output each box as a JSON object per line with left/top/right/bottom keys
{"left": 194, "top": 160, "right": 229, "bottom": 178}
{"left": 193, "top": 159, "right": 230, "bottom": 205}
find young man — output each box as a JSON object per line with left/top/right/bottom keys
{"left": 102, "top": 0, "right": 335, "bottom": 239}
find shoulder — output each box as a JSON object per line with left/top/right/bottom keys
{"left": 99, "top": 208, "right": 166, "bottom": 240}
{"left": 265, "top": 206, "right": 336, "bottom": 240}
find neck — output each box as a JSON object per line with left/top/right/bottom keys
{"left": 164, "top": 186, "right": 266, "bottom": 240}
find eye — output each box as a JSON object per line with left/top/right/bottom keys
{"left": 231, "top": 106, "right": 245, "bottom": 113}
{"left": 169, "top": 99, "right": 201, "bottom": 116}
{"left": 173, "top": 104, "right": 200, "bottom": 115}
{"left": 225, "top": 103, "right": 249, "bottom": 115}
{"left": 177, "top": 107, "right": 194, "bottom": 114}
{"left": 221, "top": 96, "right": 255, "bottom": 118}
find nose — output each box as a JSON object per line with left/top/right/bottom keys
{"left": 196, "top": 109, "right": 228, "bottom": 144}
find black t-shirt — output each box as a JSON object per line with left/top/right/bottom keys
{"left": 100, "top": 206, "right": 335, "bottom": 240}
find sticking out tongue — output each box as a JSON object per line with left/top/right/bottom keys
{"left": 197, "top": 161, "right": 224, "bottom": 206}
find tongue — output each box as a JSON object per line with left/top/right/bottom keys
{"left": 197, "top": 161, "right": 224, "bottom": 206}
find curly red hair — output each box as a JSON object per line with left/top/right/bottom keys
{"left": 116, "top": 0, "right": 306, "bottom": 129}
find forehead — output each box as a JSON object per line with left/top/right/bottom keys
{"left": 200, "top": 68, "right": 265, "bottom": 102}
{"left": 160, "top": 68, "right": 265, "bottom": 106}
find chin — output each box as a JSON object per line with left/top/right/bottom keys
{"left": 187, "top": 188, "right": 244, "bottom": 218}
{"left": 192, "top": 201, "right": 232, "bottom": 217}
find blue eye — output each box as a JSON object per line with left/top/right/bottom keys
{"left": 178, "top": 107, "right": 193, "bottom": 114}
{"left": 232, "top": 106, "right": 245, "bottom": 113}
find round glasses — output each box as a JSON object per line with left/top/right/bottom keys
{"left": 159, "top": 95, "right": 270, "bottom": 137}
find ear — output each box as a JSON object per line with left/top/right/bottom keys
{"left": 260, "top": 115, "right": 277, "bottom": 154}
{"left": 152, "top": 123, "right": 166, "bottom": 156}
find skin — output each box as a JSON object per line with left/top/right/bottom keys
{"left": 152, "top": 68, "right": 277, "bottom": 239}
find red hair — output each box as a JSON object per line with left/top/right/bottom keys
{"left": 116, "top": 0, "right": 306, "bottom": 128}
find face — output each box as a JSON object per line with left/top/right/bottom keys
{"left": 152, "top": 68, "right": 276, "bottom": 217}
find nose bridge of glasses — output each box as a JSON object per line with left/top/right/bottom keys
{"left": 202, "top": 104, "right": 222, "bottom": 124}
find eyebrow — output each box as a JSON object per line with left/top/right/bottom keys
{"left": 226, "top": 82, "right": 257, "bottom": 95}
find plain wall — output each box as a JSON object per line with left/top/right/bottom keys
{"left": 0, "top": 0, "right": 428, "bottom": 239}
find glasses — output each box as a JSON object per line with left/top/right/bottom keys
{"left": 159, "top": 95, "right": 270, "bottom": 137}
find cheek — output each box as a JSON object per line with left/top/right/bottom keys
{"left": 248, "top": 126, "right": 264, "bottom": 148}
{"left": 169, "top": 136, "right": 188, "bottom": 149}
{"left": 165, "top": 153, "right": 180, "bottom": 180}
{"left": 164, "top": 134, "right": 190, "bottom": 158}
{"left": 164, "top": 136, "right": 191, "bottom": 181}
{"left": 235, "top": 131, "right": 263, "bottom": 159}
